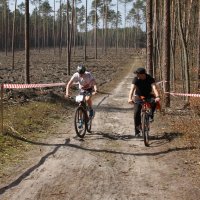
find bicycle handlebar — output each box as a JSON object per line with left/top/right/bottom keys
{"left": 66, "top": 90, "right": 97, "bottom": 98}
{"left": 133, "top": 98, "right": 155, "bottom": 104}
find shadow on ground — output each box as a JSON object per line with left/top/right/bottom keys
{"left": 0, "top": 131, "right": 194, "bottom": 196}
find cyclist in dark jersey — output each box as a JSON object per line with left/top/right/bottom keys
{"left": 128, "top": 67, "right": 160, "bottom": 136}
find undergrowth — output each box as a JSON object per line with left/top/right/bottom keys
{"left": 4, "top": 102, "right": 61, "bottom": 135}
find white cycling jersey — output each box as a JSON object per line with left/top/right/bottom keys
{"left": 70, "top": 71, "right": 95, "bottom": 90}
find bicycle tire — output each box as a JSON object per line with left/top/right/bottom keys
{"left": 74, "top": 107, "right": 87, "bottom": 138}
{"left": 141, "top": 113, "right": 150, "bottom": 147}
{"left": 86, "top": 113, "right": 92, "bottom": 133}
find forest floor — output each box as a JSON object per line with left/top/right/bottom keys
{"left": 0, "top": 48, "right": 200, "bottom": 199}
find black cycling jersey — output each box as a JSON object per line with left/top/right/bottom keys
{"left": 132, "top": 74, "right": 155, "bottom": 98}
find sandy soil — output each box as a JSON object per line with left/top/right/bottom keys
{"left": 0, "top": 57, "right": 199, "bottom": 200}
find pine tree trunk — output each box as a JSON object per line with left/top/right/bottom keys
{"left": 177, "top": 0, "right": 190, "bottom": 102}
{"left": 25, "top": 0, "right": 30, "bottom": 84}
{"left": 162, "top": 0, "right": 171, "bottom": 107}
{"left": 12, "top": 0, "right": 17, "bottom": 70}
{"left": 95, "top": 0, "right": 97, "bottom": 59}
{"left": 146, "top": 0, "right": 153, "bottom": 75}
{"left": 197, "top": 0, "right": 200, "bottom": 89}
{"left": 84, "top": 0, "right": 87, "bottom": 61}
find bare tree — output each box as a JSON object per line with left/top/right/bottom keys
{"left": 119, "top": 0, "right": 132, "bottom": 50}
{"left": 30, "top": 0, "right": 38, "bottom": 49}
{"left": 95, "top": 0, "right": 97, "bottom": 59}
{"left": 53, "top": 0, "right": 56, "bottom": 54}
{"left": 152, "top": 0, "right": 159, "bottom": 77}
{"left": 170, "top": 0, "right": 176, "bottom": 91}
{"left": 162, "top": 0, "right": 171, "bottom": 107}
{"left": 146, "top": 0, "right": 153, "bottom": 75}
{"left": 12, "top": 0, "right": 17, "bottom": 70}
{"left": 177, "top": 0, "right": 190, "bottom": 102}
{"left": 116, "top": 0, "right": 119, "bottom": 53}
{"left": 84, "top": 0, "right": 88, "bottom": 61}
{"left": 104, "top": 0, "right": 108, "bottom": 53}
{"left": 198, "top": 0, "right": 200, "bottom": 89}
{"left": 67, "top": 0, "right": 75, "bottom": 75}
{"left": 4, "top": 1, "right": 8, "bottom": 55}
{"left": 59, "top": 0, "right": 62, "bottom": 57}
{"left": 25, "top": 0, "right": 30, "bottom": 84}
{"left": 67, "top": 0, "right": 70, "bottom": 75}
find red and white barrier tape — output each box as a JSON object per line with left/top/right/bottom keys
{"left": 2, "top": 82, "right": 66, "bottom": 89}
{"left": 2, "top": 82, "right": 200, "bottom": 98}
{"left": 156, "top": 80, "right": 200, "bottom": 97}
{"left": 168, "top": 92, "right": 200, "bottom": 98}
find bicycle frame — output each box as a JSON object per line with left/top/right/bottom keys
{"left": 141, "top": 101, "right": 151, "bottom": 114}
{"left": 75, "top": 94, "right": 84, "bottom": 106}
{"left": 140, "top": 97, "right": 152, "bottom": 147}
{"left": 76, "top": 94, "right": 89, "bottom": 120}
{"left": 74, "top": 93, "right": 93, "bottom": 138}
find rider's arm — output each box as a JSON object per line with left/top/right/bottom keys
{"left": 93, "top": 84, "right": 98, "bottom": 93}
{"left": 152, "top": 83, "right": 160, "bottom": 101}
{"left": 90, "top": 76, "right": 97, "bottom": 94}
{"left": 128, "top": 84, "right": 136, "bottom": 103}
{"left": 65, "top": 79, "right": 73, "bottom": 97}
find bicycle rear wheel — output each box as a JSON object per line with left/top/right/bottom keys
{"left": 86, "top": 114, "right": 92, "bottom": 133}
{"left": 141, "top": 113, "right": 150, "bottom": 147}
{"left": 74, "top": 107, "right": 87, "bottom": 138}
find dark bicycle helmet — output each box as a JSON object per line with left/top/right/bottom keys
{"left": 134, "top": 67, "right": 146, "bottom": 74}
{"left": 77, "top": 64, "right": 86, "bottom": 74}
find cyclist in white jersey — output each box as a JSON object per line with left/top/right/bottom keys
{"left": 65, "top": 64, "right": 97, "bottom": 117}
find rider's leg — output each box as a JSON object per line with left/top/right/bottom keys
{"left": 134, "top": 103, "right": 142, "bottom": 135}
{"left": 85, "top": 96, "right": 92, "bottom": 108}
{"left": 150, "top": 101, "right": 157, "bottom": 121}
{"left": 85, "top": 96, "right": 94, "bottom": 117}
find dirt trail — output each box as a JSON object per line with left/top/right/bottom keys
{"left": 0, "top": 60, "right": 199, "bottom": 200}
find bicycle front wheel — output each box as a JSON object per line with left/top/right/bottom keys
{"left": 141, "top": 113, "right": 150, "bottom": 147}
{"left": 74, "top": 107, "right": 87, "bottom": 138}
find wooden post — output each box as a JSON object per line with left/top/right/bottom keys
{"left": 1, "top": 84, "right": 4, "bottom": 135}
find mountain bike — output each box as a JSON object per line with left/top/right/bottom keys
{"left": 140, "top": 96, "right": 154, "bottom": 147}
{"left": 73, "top": 92, "right": 94, "bottom": 138}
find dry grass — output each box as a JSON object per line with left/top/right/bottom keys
{"left": 0, "top": 101, "right": 70, "bottom": 173}
{"left": 4, "top": 102, "right": 61, "bottom": 135}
